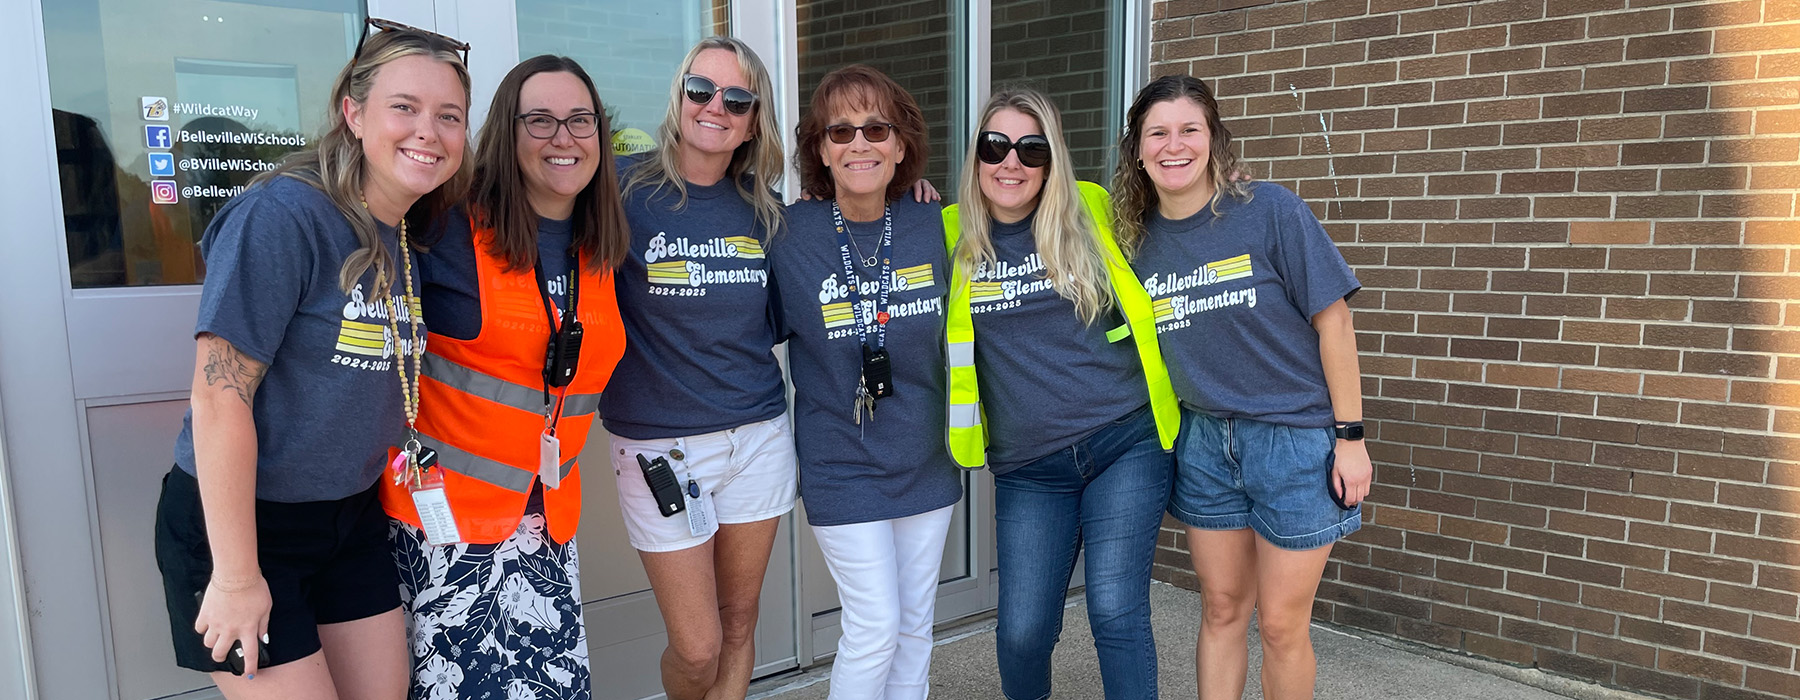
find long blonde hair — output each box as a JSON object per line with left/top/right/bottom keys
{"left": 620, "top": 36, "right": 784, "bottom": 236}
{"left": 253, "top": 29, "right": 473, "bottom": 293}
{"left": 955, "top": 89, "right": 1114, "bottom": 324}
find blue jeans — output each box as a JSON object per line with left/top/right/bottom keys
{"left": 993, "top": 405, "right": 1173, "bottom": 700}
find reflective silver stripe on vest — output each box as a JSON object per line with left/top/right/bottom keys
{"left": 949, "top": 402, "right": 981, "bottom": 429}
{"left": 423, "top": 353, "right": 602, "bottom": 417}
{"left": 417, "top": 434, "right": 576, "bottom": 492}
{"left": 423, "top": 354, "right": 541, "bottom": 413}
{"left": 561, "top": 392, "right": 603, "bottom": 418}
{"left": 948, "top": 340, "right": 974, "bottom": 367}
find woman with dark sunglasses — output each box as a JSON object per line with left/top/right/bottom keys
{"left": 942, "top": 88, "right": 1180, "bottom": 700}
{"left": 603, "top": 37, "right": 795, "bottom": 700}
{"left": 377, "top": 55, "right": 630, "bottom": 700}
{"left": 768, "top": 64, "right": 963, "bottom": 700}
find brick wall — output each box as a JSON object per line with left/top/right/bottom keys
{"left": 797, "top": 0, "right": 958, "bottom": 189}
{"left": 993, "top": 0, "right": 1118, "bottom": 183}
{"left": 1147, "top": 1, "right": 1800, "bottom": 698}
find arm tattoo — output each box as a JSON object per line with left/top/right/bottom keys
{"left": 201, "top": 339, "right": 267, "bottom": 409}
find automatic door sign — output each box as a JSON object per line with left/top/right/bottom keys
{"left": 151, "top": 181, "right": 179, "bottom": 205}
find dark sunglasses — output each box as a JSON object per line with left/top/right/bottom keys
{"left": 355, "top": 17, "right": 472, "bottom": 63}
{"left": 825, "top": 122, "right": 895, "bottom": 144}
{"left": 517, "top": 112, "right": 600, "bottom": 139}
{"left": 683, "top": 74, "right": 758, "bottom": 116}
{"left": 976, "top": 131, "right": 1052, "bottom": 168}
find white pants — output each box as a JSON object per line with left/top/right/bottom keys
{"left": 812, "top": 504, "right": 957, "bottom": 700}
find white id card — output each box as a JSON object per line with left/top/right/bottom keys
{"left": 684, "top": 477, "right": 713, "bottom": 538}
{"left": 411, "top": 483, "right": 463, "bottom": 546}
{"left": 540, "top": 430, "right": 561, "bottom": 489}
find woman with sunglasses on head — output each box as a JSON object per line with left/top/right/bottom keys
{"left": 377, "top": 55, "right": 630, "bottom": 700}
{"left": 602, "top": 37, "right": 795, "bottom": 700}
{"left": 769, "top": 64, "right": 963, "bottom": 700}
{"left": 152, "top": 24, "right": 471, "bottom": 700}
{"left": 943, "top": 88, "right": 1180, "bottom": 700}
{"left": 1113, "top": 75, "right": 1368, "bottom": 700}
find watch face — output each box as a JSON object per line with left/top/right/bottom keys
{"left": 1338, "top": 424, "right": 1364, "bottom": 440}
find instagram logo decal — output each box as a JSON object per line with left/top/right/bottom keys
{"left": 151, "top": 181, "right": 179, "bottom": 205}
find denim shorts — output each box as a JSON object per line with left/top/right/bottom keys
{"left": 1167, "top": 408, "right": 1360, "bottom": 551}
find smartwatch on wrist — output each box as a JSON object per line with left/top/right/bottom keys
{"left": 1334, "top": 421, "right": 1364, "bottom": 441}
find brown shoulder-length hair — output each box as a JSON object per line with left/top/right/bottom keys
{"left": 794, "top": 64, "right": 928, "bottom": 201}
{"left": 468, "top": 55, "right": 628, "bottom": 272}
{"left": 1110, "top": 74, "right": 1248, "bottom": 256}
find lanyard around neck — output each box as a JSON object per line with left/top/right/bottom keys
{"left": 830, "top": 201, "right": 893, "bottom": 352}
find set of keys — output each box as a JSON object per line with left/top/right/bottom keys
{"left": 390, "top": 437, "right": 440, "bottom": 490}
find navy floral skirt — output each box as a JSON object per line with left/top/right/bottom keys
{"left": 391, "top": 486, "right": 590, "bottom": 700}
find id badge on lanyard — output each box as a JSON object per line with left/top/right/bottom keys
{"left": 394, "top": 447, "right": 463, "bottom": 546}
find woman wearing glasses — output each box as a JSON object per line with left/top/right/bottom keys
{"left": 942, "top": 89, "right": 1179, "bottom": 700}
{"left": 152, "top": 25, "right": 471, "bottom": 699}
{"left": 378, "top": 55, "right": 630, "bottom": 700}
{"left": 769, "top": 65, "right": 963, "bottom": 700}
{"left": 602, "top": 37, "right": 794, "bottom": 700}
{"left": 1113, "top": 75, "right": 1367, "bottom": 700}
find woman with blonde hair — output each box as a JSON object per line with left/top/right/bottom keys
{"left": 602, "top": 37, "right": 795, "bottom": 700}
{"left": 942, "top": 88, "right": 1180, "bottom": 700}
{"left": 153, "top": 21, "right": 471, "bottom": 699}
{"left": 1115, "top": 74, "right": 1369, "bottom": 700}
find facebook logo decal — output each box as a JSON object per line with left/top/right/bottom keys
{"left": 145, "top": 125, "right": 172, "bottom": 150}
{"left": 148, "top": 152, "right": 176, "bottom": 177}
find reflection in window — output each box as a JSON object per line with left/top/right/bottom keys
{"left": 993, "top": 0, "right": 1121, "bottom": 185}
{"left": 798, "top": 0, "right": 965, "bottom": 198}
{"left": 516, "top": 0, "right": 728, "bottom": 154}
{"left": 43, "top": 0, "right": 362, "bottom": 288}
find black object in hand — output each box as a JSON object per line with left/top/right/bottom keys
{"left": 193, "top": 589, "right": 272, "bottom": 676}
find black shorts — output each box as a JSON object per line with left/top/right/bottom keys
{"left": 153, "top": 465, "right": 399, "bottom": 672}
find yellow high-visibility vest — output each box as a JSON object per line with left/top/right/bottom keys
{"left": 941, "top": 181, "right": 1179, "bottom": 469}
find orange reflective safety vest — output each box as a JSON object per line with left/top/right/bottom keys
{"left": 379, "top": 217, "right": 626, "bottom": 545}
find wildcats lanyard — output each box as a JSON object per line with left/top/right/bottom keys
{"left": 829, "top": 201, "right": 893, "bottom": 352}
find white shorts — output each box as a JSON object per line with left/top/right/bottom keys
{"left": 609, "top": 413, "right": 798, "bottom": 552}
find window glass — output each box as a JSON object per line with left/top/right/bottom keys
{"left": 798, "top": 0, "right": 967, "bottom": 199}
{"left": 516, "top": 0, "right": 728, "bottom": 154}
{"left": 44, "top": 0, "right": 364, "bottom": 288}
{"left": 993, "top": 0, "right": 1120, "bottom": 185}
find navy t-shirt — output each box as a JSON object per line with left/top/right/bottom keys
{"left": 968, "top": 213, "right": 1148, "bottom": 474}
{"left": 419, "top": 206, "right": 574, "bottom": 341}
{"left": 770, "top": 198, "right": 963, "bottom": 526}
{"left": 1132, "top": 182, "right": 1360, "bottom": 427}
{"left": 600, "top": 155, "right": 786, "bottom": 439}
{"left": 172, "top": 176, "right": 425, "bottom": 502}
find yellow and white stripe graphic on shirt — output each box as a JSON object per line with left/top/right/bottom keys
{"left": 336, "top": 320, "right": 387, "bottom": 356}
{"left": 723, "top": 236, "right": 765, "bottom": 259}
{"left": 1152, "top": 297, "right": 1177, "bottom": 324}
{"left": 1207, "top": 254, "right": 1253, "bottom": 283}
{"left": 648, "top": 260, "right": 691, "bottom": 286}
{"left": 893, "top": 263, "right": 934, "bottom": 291}
{"left": 822, "top": 302, "right": 856, "bottom": 329}
{"left": 969, "top": 281, "right": 1006, "bottom": 304}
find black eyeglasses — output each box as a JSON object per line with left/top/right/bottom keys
{"left": 976, "top": 131, "right": 1052, "bottom": 168}
{"left": 683, "top": 74, "right": 758, "bottom": 116}
{"left": 517, "top": 112, "right": 600, "bottom": 139}
{"left": 825, "top": 122, "right": 895, "bottom": 145}
{"left": 354, "top": 17, "right": 471, "bottom": 63}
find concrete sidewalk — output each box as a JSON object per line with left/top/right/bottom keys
{"left": 748, "top": 581, "right": 1650, "bottom": 700}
